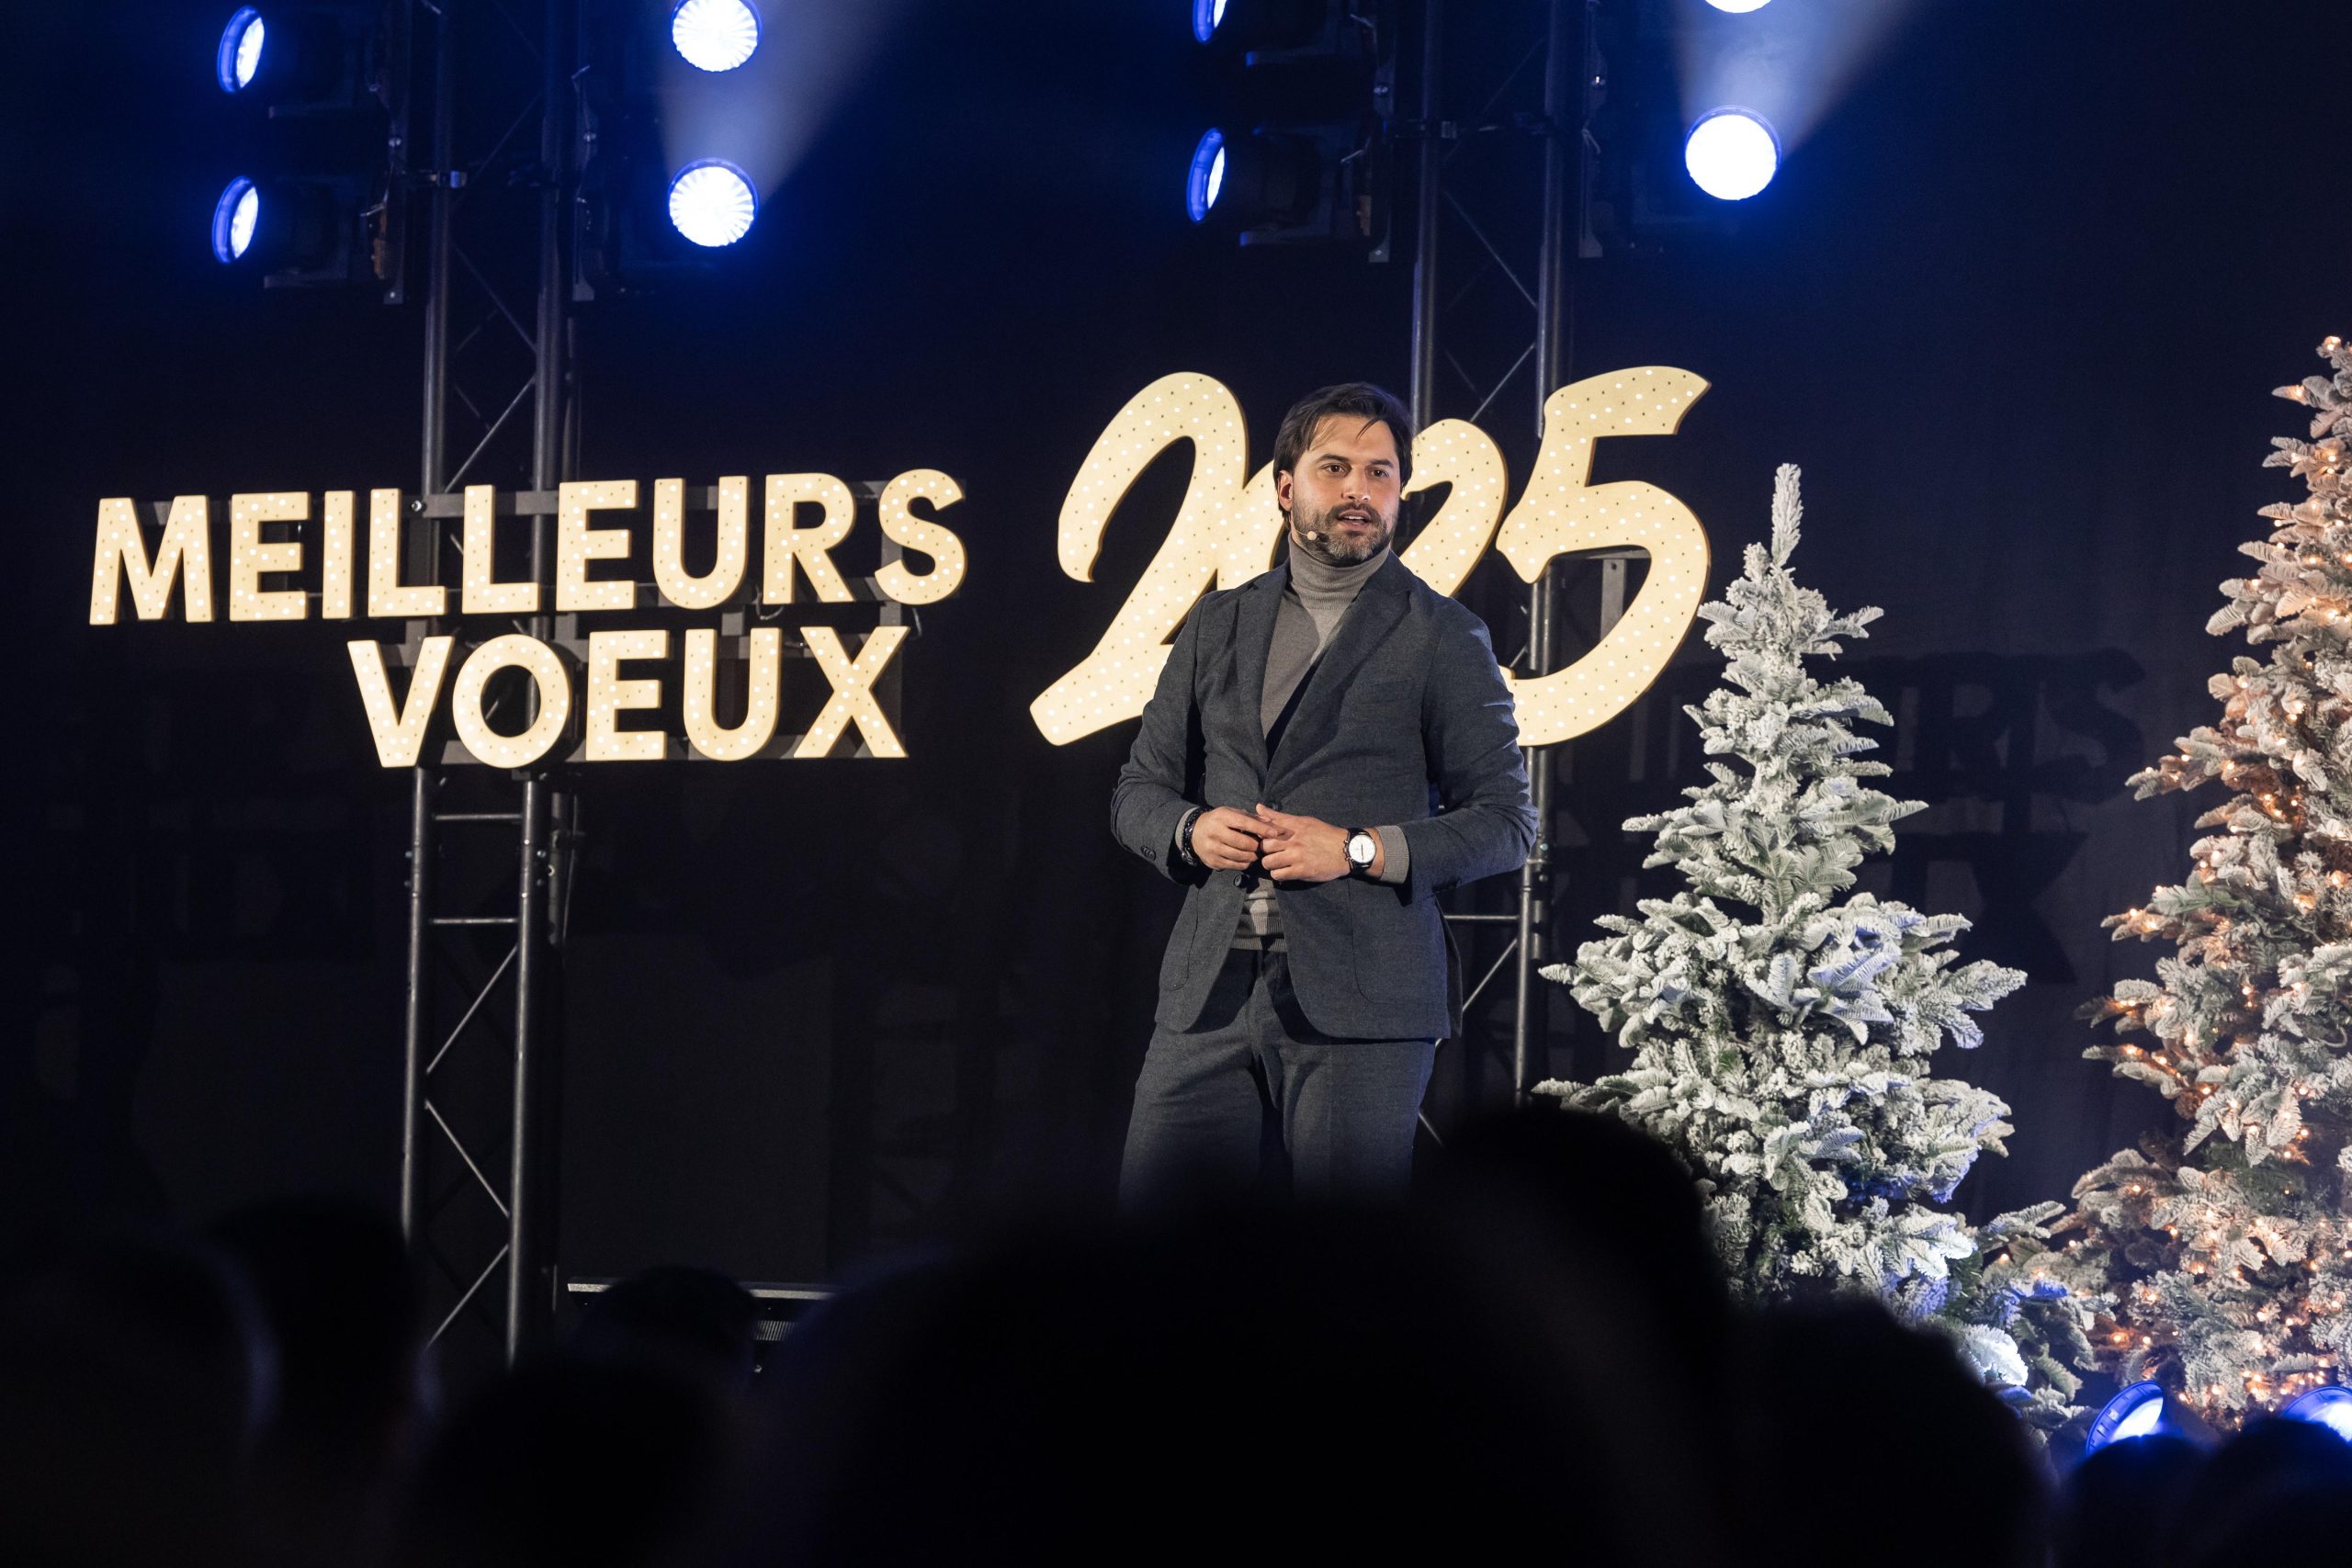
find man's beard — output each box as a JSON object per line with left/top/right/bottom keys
{"left": 1290, "top": 500, "right": 1395, "bottom": 566}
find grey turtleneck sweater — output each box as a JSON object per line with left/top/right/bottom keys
{"left": 1177, "top": 539, "right": 1411, "bottom": 949}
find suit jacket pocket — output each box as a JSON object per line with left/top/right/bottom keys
{"left": 1160, "top": 897, "right": 1201, "bottom": 990}
{"left": 1350, "top": 885, "right": 1433, "bottom": 1002}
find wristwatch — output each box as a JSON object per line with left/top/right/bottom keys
{"left": 1345, "top": 829, "right": 1379, "bottom": 874}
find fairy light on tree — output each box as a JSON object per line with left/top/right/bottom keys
{"left": 1535, "top": 464, "right": 2092, "bottom": 1431}
{"left": 2063, "top": 336, "right": 2352, "bottom": 1428}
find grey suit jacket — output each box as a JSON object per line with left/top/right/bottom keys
{"left": 1112, "top": 552, "right": 1537, "bottom": 1040}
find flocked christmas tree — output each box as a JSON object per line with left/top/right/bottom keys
{"left": 1535, "top": 464, "right": 2091, "bottom": 1428}
{"left": 2061, "top": 337, "right": 2352, "bottom": 1427}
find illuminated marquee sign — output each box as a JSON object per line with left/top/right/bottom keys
{"left": 1033, "top": 367, "right": 1713, "bottom": 749}
{"left": 87, "top": 367, "right": 1711, "bottom": 762}
{"left": 88, "top": 472, "right": 962, "bottom": 767}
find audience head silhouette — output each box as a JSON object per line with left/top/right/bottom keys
{"left": 209, "top": 1195, "right": 428, "bottom": 1568}
{"left": 569, "top": 1265, "right": 761, "bottom": 1394}
{"left": 26, "top": 1131, "right": 2352, "bottom": 1568}
{"left": 398, "top": 1351, "right": 736, "bottom": 1568}
{"left": 0, "top": 1225, "right": 272, "bottom": 1568}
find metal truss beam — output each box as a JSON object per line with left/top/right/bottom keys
{"left": 1411, "top": 0, "right": 1605, "bottom": 1122}
{"left": 397, "top": 0, "right": 575, "bottom": 1371}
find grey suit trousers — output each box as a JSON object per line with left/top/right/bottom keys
{"left": 1118, "top": 947, "right": 1437, "bottom": 1213}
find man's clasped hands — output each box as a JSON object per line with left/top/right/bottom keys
{"left": 1189, "top": 804, "right": 1372, "bottom": 884}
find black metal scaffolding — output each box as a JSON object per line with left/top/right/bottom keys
{"left": 1410, "top": 0, "right": 1607, "bottom": 1109}
{"left": 396, "top": 0, "right": 576, "bottom": 1366}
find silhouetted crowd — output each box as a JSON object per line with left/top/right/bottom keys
{"left": 4, "top": 1110, "right": 2342, "bottom": 1566}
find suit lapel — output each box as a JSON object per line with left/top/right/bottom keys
{"left": 1268, "top": 552, "right": 1411, "bottom": 777}
{"left": 1231, "top": 562, "right": 1287, "bottom": 754}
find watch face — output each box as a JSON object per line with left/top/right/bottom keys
{"left": 1349, "top": 833, "right": 1375, "bottom": 865}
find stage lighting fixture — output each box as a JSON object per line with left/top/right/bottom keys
{"left": 1192, "top": 0, "right": 1354, "bottom": 56}
{"left": 209, "top": 173, "right": 365, "bottom": 283}
{"left": 1683, "top": 107, "right": 1779, "bottom": 201}
{"left": 670, "top": 0, "right": 760, "bottom": 73}
{"left": 1183, "top": 127, "right": 1328, "bottom": 240}
{"left": 211, "top": 3, "right": 385, "bottom": 115}
{"left": 1186, "top": 130, "right": 1227, "bottom": 221}
{"left": 1703, "top": 0, "right": 1772, "bottom": 11}
{"left": 204, "top": 6, "right": 405, "bottom": 296}
{"left": 212, "top": 177, "right": 261, "bottom": 263}
{"left": 667, "top": 161, "right": 758, "bottom": 248}
{"left": 217, "top": 7, "right": 266, "bottom": 93}
{"left": 2284, "top": 1386, "right": 2352, "bottom": 1442}
{"left": 1185, "top": 2, "right": 1395, "bottom": 253}
{"left": 574, "top": 80, "right": 765, "bottom": 293}
{"left": 2083, "top": 1382, "right": 2177, "bottom": 1453}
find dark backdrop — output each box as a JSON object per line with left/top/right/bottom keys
{"left": 6, "top": 0, "right": 2348, "bottom": 1293}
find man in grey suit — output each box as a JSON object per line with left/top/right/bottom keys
{"left": 1112, "top": 382, "right": 1537, "bottom": 1208}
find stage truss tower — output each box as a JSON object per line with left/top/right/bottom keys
{"left": 394, "top": 0, "right": 578, "bottom": 1370}
{"left": 1408, "top": 0, "right": 1615, "bottom": 1115}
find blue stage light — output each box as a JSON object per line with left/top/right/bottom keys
{"left": 2284, "top": 1386, "right": 2352, "bottom": 1442}
{"left": 1684, "top": 107, "right": 1780, "bottom": 201}
{"left": 667, "top": 161, "right": 758, "bottom": 248}
{"left": 212, "top": 177, "right": 260, "bottom": 264}
{"left": 218, "top": 7, "right": 266, "bottom": 93}
{"left": 1192, "top": 0, "right": 1230, "bottom": 43}
{"left": 2084, "top": 1381, "right": 2172, "bottom": 1453}
{"left": 671, "top": 0, "right": 760, "bottom": 73}
{"left": 1186, "top": 130, "right": 1227, "bottom": 222}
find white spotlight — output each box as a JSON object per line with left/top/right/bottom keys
{"left": 2083, "top": 1381, "right": 2168, "bottom": 1453}
{"left": 671, "top": 0, "right": 760, "bottom": 73}
{"left": 1186, "top": 130, "right": 1227, "bottom": 222}
{"left": 1704, "top": 0, "right": 1773, "bottom": 11}
{"left": 667, "top": 161, "right": 759, "bottom": 248}
{"left": 212, "top": 177, "right": 261, "bottom": 263}
{"left": 217, "top": 7, "right": 266, "bottom": 93}
{"left": 1683, "top": 108, "right": 1780, "bottom": 201}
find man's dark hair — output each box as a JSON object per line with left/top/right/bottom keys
{"left": 1272, "top": 382, "right": 1415, "bottom": 503}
